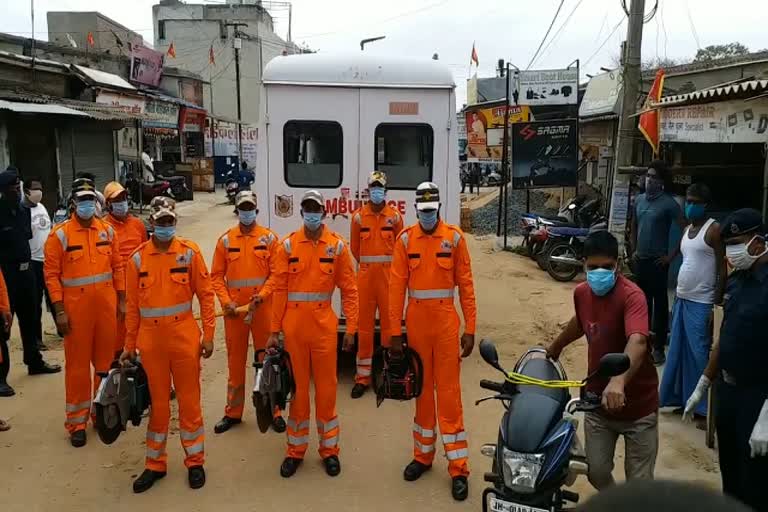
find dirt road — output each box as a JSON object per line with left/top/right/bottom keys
{"left": 0, "top": 193, "right": 719, "bottom": 511}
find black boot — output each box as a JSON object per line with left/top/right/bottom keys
{"left": 403, "top": 460, "right": 431, "bottom": 481}
{"left": 350, "top": 383, "right": 368, "bottom": 399}
{"left": 70, "top": 430, "right": 87, "bottom": 448}
{"left": 0, "top": 382, "right": 15, "bottom": 397}
{"left": 271, "top": 416, "right": 287, "bottom": 433}
{"left": 214, "top": 416, "right": 242, "bottom": 434}
{"left": 452, "top": 476, "right": 469, "bottom": 501}
{"left": 133, "top": 469, "right": 166, "bottom": 494}
{"left": 323, "top": 455, "right": 341, "bottom": 477}
{"left": 188, "top": 465, "right": 206, "bottom": 489}
{"left": 28, "top": 361, "right": 61, "bottom": 375}
{"left": 280, "top": 457, "right": 302, "bottom": 478}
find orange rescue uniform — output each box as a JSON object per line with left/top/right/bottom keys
{"left": 350, "top": 203, "right": 403, "bottom": 384}
{"left": 389, "top": 220, "right": 477, "bottom": 478}
{"left": 44, "top": 218, "right": 125, "bottom": 434}
{"left": 0, "top": 270, "right": 9, "bottom": 364}
{"left": 271, "top": 227, "right": 359, "bottom": 460}
{"left": 211, "top": 224, "right": 279, "bottom": 420}
{"left": 105, "top": 213, "right": 148, "bottom": 353}
{"left": 125, "top": 237, "right": 216, "bottom": 472}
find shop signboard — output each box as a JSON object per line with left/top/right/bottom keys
{"left": 660, "top": 98, "right": 768, "bottom": 143}
{"left": 129, "top": 39, "right": 165, "bottom": 87}
{"left": 516, "top": 68, "right": 579, "bottom": 106}
{"left": 96, "top": 91, "right": 145, "bottom": 114}
{"left": 144, "top": 99, "right": 179, "bottom": 129}
{"left": 511, "top": 119, "right": 578, "bottom": 189}
{"left": 204, "top": 121, "right": 258, "bottom": 159}
{"left": 117, "top": 126, "right": 139, "bottom": 159}
{"left": 465, "top": 104, "right": 531, "bottom": 162}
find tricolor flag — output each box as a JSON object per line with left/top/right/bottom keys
{"left": 167, "top": 42, "right": 176, "bottom": 58}
{"left": 638, "top": 69, "right": 665, "bottom": 156}
{"left": 470, "top": 42, "right": 479, "bottom": 67}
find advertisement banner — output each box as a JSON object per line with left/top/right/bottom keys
{"left": 511, "top": 119, "right": 578, "bottom": 189}
{"left": 465, "top": 105, "right": 531, "bottom": 162}
{"left": 96, "top": 91, "right": 145, "bottom": 114}
{"left": 660, "top": 99, "right": 768, "bottom": 143}
{"left": 204, "top": 122, "right": 258, "bottom": 160}
{"left": 129, "top": 39, "right": 164, "bottom": 87}
{"left": 144, "top": 99, "right": 179, "bottom": 129}
{"left": 516, "top": 68, "right": 579, "bottom": 106}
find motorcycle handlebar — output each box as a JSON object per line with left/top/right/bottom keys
{"left": 480, "top": 380, "right": 505, "bottom": 393}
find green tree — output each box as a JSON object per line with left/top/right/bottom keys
{"left": 694, "top": 42, "right": 750, "bottom": 62}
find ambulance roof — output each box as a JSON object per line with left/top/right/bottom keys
{"left": 262, "top": 53, "right": 456, "bottom": 89}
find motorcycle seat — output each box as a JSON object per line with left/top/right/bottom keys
{"left": 548, "top": 226, "right": 589, "bottom": 237}
{"left": 516, "top": 359, "right": 570, "bottom": 405}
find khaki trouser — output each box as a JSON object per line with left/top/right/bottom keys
{"left": 584, "top": 411, "right": 658, "bottom": 490}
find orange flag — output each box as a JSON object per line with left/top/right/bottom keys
{"left": 638, "top": 69, "right": 665, "bottom": 156}
{"left": 209, "top": 45, "right": 216, "bottom": 65}
{"left": 470, "top": 42, "right": 479, "bottom": 67}
{"left": 167, "top": 42, "right": 176, "bottom": 58}
{"left": 86, "top": 32, "right": 95, "bottom": 47}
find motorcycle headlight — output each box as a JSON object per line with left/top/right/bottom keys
{"left": 501, "top": 448, "right": 544, "bottom": 493}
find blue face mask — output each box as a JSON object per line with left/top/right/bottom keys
{"left": 111, "top": 200, "right": 129, "bottom": 217}
{"left": 684, "top": 202, "right": 706, "bottom": 221}
{"left": 76, "top": 200, "right": 96, "bottom": 220}
{"left": 417, "top": 209, "right": 439, "bottom": 231}
{"left": 369, "top": 187, "right": 386, "bottom": 205}
{"left": 238, "top": 209, "right": 257, "bottom": 226}
{"left": 303, "top": 212, "right": 323, "bottom": 231}
{"left": 586, "top": 268, "right": 617, "bottom": 297}
{"left": 153, "top": 225, "right": 176, "bottom": 242}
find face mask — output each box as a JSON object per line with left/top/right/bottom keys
{"left": 76, "top": 200, "right": 96, "bottom": 220}
{"left": 726, "top": 236, "right": 768, "bottom": 271}
{"left": 417, "top": 210, "right": 439, "bottom": 231}
{"left": 586, "top": 268, "right": 617, "bottom": 296}
{"left": 153, "top": 225, "right": 176, "bottom": 242}
{"left": 27, "top": 190, "right": 43, "bottom": 205}
{"left": 645, "top": 177, "right": 663, "bottom": 198}
{"left": 684, "top": 202, "right": 706, "bottom": 221}
{"left": 303, "top": 212, "right": 323, "bottom": 231}
{"left": 111, "top": 200, "right": 129, "bottom": 216}
{"left": 238, "top": 209, "right": 257, "bottom": 226}
{"left": 369, "top": 187, "right": 386, "bottom": 205}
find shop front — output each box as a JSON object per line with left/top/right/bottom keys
{"left": 142, "top": 96, "right": 181, "bottom": 174}
{"left": 181, "top": 106, "right": 206, "bottom": 162}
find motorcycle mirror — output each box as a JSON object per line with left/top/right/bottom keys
{"left": 588, "top": 353, "right": 630, "bottom": 380}
{"left": 479, "top": 339, "right": 503, "bottom": 372}
{"left": 568, "top": 203, "right": 577, "bottom": 210}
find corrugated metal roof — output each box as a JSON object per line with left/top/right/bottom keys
{"left": 0, "top": 90, "right": 148, "bottom": 121}
{"left": 73, "top": 64, "right": 136, "bottom": 91}
{"left": 658, "top": 79, "right": 768, "bottom": 106}
{"left": 0, "top": 99, "right": 91, "bottom": 117}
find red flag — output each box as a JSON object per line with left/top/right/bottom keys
{"left": 209, "top": 45, "right": 216, "bottom": 65}
{"left": 638, "top": 69, "right": 665, "bottom": 155}
{"left": 470, "top": 42, "right": 479, "bottom": 67}
{"left": 86, "top": 32, "right": 95, "bottom": 47}
{"left": 167, "top": 42, "right": 176, "bottom": 58}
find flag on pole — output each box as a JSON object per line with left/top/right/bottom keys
{"left": 470, "top": 42, "right": 479, "bottom": 67}
{"left": 86, "top": 32, "right": 95, "bottom": 47}
{"left": 167, "top": 42, "right": 176, "bottom": 59}
{"left": 209, "top": 45, "right": 216, "bottom": 65}
{"left": 638, "top": 69, "right": 665, "bottom": 156}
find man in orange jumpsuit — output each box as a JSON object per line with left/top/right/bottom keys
{"left": 389, "top": 181, "right": 477, "bottom": 501}
{"left": 268, "top": 189, "right": 358, "bottom": 478}
{"left": 0, "top": 269, "right": 13, "bottom": 431}
{"left": 120, "top": 197, "right": 216, "bottom": 493}
{"left": 44, "top": 178, "right": 125, "bottom": 448}
{"left": 211, "top": 190, "right": 285, "bottom": 434}
{"left": 350, "top": 171, "right": 403, "bottom": 399}
{"left": 103, "top": 181, "right": 148, "bottom": 357}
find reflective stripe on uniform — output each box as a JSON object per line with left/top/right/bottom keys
{"left": 321, "top": 435, "right": 339, "bottom": 448}
{"left": 287, "top": 292, "right": 331, "bottom": 302}
{"left": 227, "top": 383, "right": 244, "bottom": 407}
{"left": 336, "top": 240, "right": 344, "bottom": 255}
{"left": 65, "top": 400, "right": 91, "bottom": 412}
{"left": 287, "top": 418, "right": 310, "bottom": 431}
{"left": 359, "top": 255, "right": 393, "bottom": 263}
{"left": 357, "top": 368, "right": 371, "bottom": 377}
{"left": 415, "top": 440, "right": 435, "bottom": 453}
{"left": 317, "top": 417, "right": 339, "bottom": 434}
{"left": 132, "top": 251, "right": 141, "bottom": 269}
{"left": 61, "top": 272, "right": 113, "bottom": 287}
{"left": 287, "top": 434, "right": 309, "bottom": 446}
{"left": 106, "top": 225, "right": 115, "bottom": 240}
{"left": 442, "top": 431, "right": 468, "bottom": 444}
{"left": 401, "top": 232, "right": 409, "bottom": 248}
{"left": 184, "top": 442, "right": 204, "bottom": 455}
{"left": 409, "top": 288, "right": 455, "bottom": 300}
{"left": 140, "top": 301, "right": 192, "bottom": 318}
{"left": 146, "top": 447, "right": 165, "bottom": 459}
{"left": 227, "top": 277, "right": 266, "bottom": 288}
{"left": 453, "top": 231, "right": 461, "bottom": 247}
{"left": 283, "top": 238, "right": 292, "bottom": 254}
{"left": 180, "top": 426, "right": 204, "bottom": 441}
{"left": 413, "top": 424, "right": 435, "bottom": 438}
{"left": 221, "top": 234, "right": 230, "bottom": 249}
{"left": 146, "top": 431, "right": 167, "bottom": 443}
{"left": 56, "top": 229, "right": 68, "bottom": 250}
{"left": 446, "top": 448, "right": 469, "bottom": 460}
{"left": 65, "top": 415, "right": 88, "bottom": 425}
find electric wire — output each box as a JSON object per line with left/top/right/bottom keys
{"left": 525, "top": 0, "right": 565, "bottom": 70}
{"left": 583, "top": 17, "right": 626, "bottom": 69}
{"left": 533, "top": 0, "right": 585, "bottom": 68}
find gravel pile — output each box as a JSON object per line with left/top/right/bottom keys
{"left": 470, "top": 188, "right": 558, "bottom": 236}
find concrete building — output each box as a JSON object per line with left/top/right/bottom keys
{"left": 47, "top": 11, "right": 145, "bottom": 54}
{"left": 153, "top": 0, "right": 299, "bottom": 125}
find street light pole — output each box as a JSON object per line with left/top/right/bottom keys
{"left": 225, "top": 22, "right": 248, "bottom": 161}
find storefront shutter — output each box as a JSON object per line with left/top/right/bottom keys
{"left": 59, "top": 124, "right": 116, "bottom": 201}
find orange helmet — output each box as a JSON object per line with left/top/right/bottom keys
{"left": 104, "top": 181, "right": 126, "bottom": 201}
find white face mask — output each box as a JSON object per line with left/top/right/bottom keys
{"left": 726, "top": 235, "right": 768, "bottom": 270}
{"left": 27, "top": 190, "right": 43, "bottom": 204}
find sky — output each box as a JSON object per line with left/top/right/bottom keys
{"left": 2, "top": 0, "right": 767, "bottom": 105}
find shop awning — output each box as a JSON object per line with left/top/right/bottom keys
{"left": 72, "top": 65, "right": 136, "bottom": 91}
{"left": 658, "top": 78, "right": 768, "bottom": 107}
{"left": 0, "top": 99, "right": 91, "bottom": 117}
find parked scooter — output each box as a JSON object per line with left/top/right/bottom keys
{"left": 543, "top": 215, "right": 607, "bottom": 282}
{"left": 125, "top": 172, "right": 173, "bottom": 206}
{"left": 477, "top": 340, "right": 629, "bottom": 512}
{"left": 224, "top": 164, "right": 240, "bottom": 205}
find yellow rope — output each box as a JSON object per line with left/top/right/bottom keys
{"left": 505, "top": 371, "right": 585, "bottom": 388}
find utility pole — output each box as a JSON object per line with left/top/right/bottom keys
{"left": 609, "top": 0, "right": 646, "bottom": 247}
{"left": 225, "top": 22, "right": 248, "bottom": 161}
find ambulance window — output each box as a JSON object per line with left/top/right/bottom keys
{"left": 374, "top": 124, "right": 434, "bottom": 189}
{"left": 284, "top": 121, "right": 343, "bottom": 188}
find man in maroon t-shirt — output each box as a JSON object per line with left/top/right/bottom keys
{"left": 547, "top": 231, "right": 658, "bottom": 490}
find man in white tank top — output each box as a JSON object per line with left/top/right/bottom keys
{"left": 660, "top": 184, "right": 726, "bottom": 422}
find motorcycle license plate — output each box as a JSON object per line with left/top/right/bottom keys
{"left": 488, "top": 496, "right": 550, "bottom": 512}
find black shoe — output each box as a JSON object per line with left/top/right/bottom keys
{"left": 403, "top": 460, "right": 431, "bottom": 481}
{"left": 0, "top": 382, "right": 15, "bottom": 397}
{"left": 280, "top": 457, "right": 302, "bottom": 478}
{"left": 350, "top": 383, "right": 368, "bottom": 399}
{"left": 70, "top": 430, "right": 87, "bottom": 448}
{"left": 28, "top": 362, "right": 61, "bottom": 375}
{"left": 272, "top": 416, "right": 287, "bottom": 433}
{"left": 133, "top": 469, "right": 166, "bottom": 494}
{"left": 214, "top": 416, "right": 242, "bottom": 434}
{"left": 652, "top": 348, "right": 666, "bottom": 366}
{"left": 452, "top": 476, "right": 469, "bottom": 501}
{"left": 323, "top": 455, "right": 341, "bottom": 477}
{"left": 188, "top": 465, "right": 206, "bottom": 489}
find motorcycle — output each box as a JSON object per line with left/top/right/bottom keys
{"left": 125, "top": 172, "right": 173, "bottom": 206}
{"left": 543, "top": 218, "right": 607, "bottom": 282}
{"left": 477, "top": 340, "right": 629, "bottom": 512}
{"left": 224, "top": 164, "right": 241, "bottom": 206}
{"left": 520, "top": 196, "right": 590, "bottom": 263}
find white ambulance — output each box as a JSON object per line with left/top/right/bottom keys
{"left": 253, "top": 53, "right": 460, "bottom": 331}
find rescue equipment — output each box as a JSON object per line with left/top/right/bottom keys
{"left": 252, "top": 347, "right": 295, "bottom": 433}
{"left": 93, "top": 360, "right": 151, "bottom": 444}
{"left": 372, "top": 345, "right": 423, "bottom": 407}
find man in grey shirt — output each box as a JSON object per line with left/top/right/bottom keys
{"left": 630, "top": 161, "right": 684, "bottom": 366}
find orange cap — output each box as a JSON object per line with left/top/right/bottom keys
{"left": 104, "top": 181, "right": 126, "bottom": 200}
